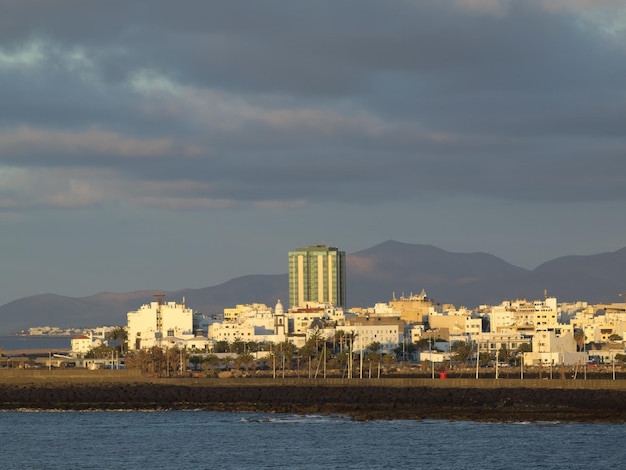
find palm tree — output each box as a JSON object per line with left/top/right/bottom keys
{"left": 189, "top": 355, "right": 202, "bottom": 371}
{"left": 333, "top": 329, "right": 347, "bottom": 353}
{"left": 85, "top": 344, "right": 116, "bottom": 359}
{"left": 276, "top": 340, "right": 297, "bottom": 374}
{"left": 107, "top": 326, "right": 128, "bottom": 355}
{"left": 235, "top": 351, "right": 255, "bottom": 374}
{"left": 299, "top": 339, "right": 320, "bottom": 378}
{"left": 124, "top": 349, "right": 152, "bottom": 372}
{"left": 202, "top": 354, "right": 220, "bottom": 376}
{"left": 214, "top": 340, "right": 229, "bottom": 353}
{"left": 365, "top": 342, "right": 382, "bottom": 378}
{"left": 451, "top": 340, "right": 473, "bottom": 364}
{"left": 497, "top": 346, "right": 514, "bottom": 364}
{"left": 574, "top": 329, "right": 586, "bottom": 352}
{"left": 230, "top": 337, "right": 246, "bottom": 354}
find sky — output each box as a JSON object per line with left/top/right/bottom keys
{"left": 1, "top": 0, "right": 626, "bottom": 307}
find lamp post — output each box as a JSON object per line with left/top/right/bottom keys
{"left": 475, "top": 340, "right": 480, "bottom": 379}
{"left": 612, "top": 352, "right": 616, "bottom": 380}
{"left": 430, "top": 337, "right": 434, "bottom": 379}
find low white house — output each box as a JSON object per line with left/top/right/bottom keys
{"left": 71, "top": 334, "right": 106, "bottom": 356}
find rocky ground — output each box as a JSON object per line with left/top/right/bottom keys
{"left": 2, "top": 379, "right": 626, "bottom": 422}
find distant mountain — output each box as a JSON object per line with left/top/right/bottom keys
{"left": 1, "top": 240, "right": 625, "bottom": 335}
{"left": 347, "top": 240, "right": 529, "bottom": 307}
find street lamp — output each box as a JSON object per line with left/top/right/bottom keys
{"left": 430, "top": 337, "right": 435, "bottom": 379}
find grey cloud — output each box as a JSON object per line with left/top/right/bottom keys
{"left": 1, "top": 0, "right": 625, "bottom": 212}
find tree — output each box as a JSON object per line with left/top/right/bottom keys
{"left": 230, "top": 338, "right": 246, "bottom": 354}
{"left": 331, "top": 350, "right": 350, "bottom": 377}
{"left": 85, "top": 344, "right": 116, "bottom": 359}
{"left": 497, "top": 346, "right": 514, "bottom": 364}
{"left": 125, "top": 349, "right": 151, "bottom": 372}
{"left": 274, "top": 340, "right": 297, "bottom": 373}
{"left": 382, "top": 353, "right": 396, "bottom": 371}
{"left": 574, "top": 329, "right": 586, "bottom": 352}
{"left": 394, "top": 342, "right": 417, "bottom": 361}
{"left": 214, "top": 341, "right": 229, "bottom": 353}
{"left": 107, "top": 326, "right": 128, "bottom": 354}
{"left": 451, "top": 341, "right": 473, "bottom": 364}
{"left": 299, "top": 340, "right": 319, "bottom": 360}
{"left": 364, "top": 342, "right": 382, "bottom": 378}
{"left": 416, "top": 337, "right": 444, "bottom": 352}
{"left": 189, "top": 355, "right": 202, "bottom": 371}
{"left": 365, "top": 341, "right": 381, "bottom": 365}
{"left": 509, "top": 343, "right": 532, "bottom": 366}
{"left": 299, "top": 338, "right": 321, "bottom": 377}
{"left": 235, "top": 352, "right": 255, "bottom": 373}
{"left": 163, "top": 347, "right": 186, "bottom": 375}
{"left": 415, "top": 338, "right": 433, "bottom": 351}
{"left": 479, "top": 351, "right": 493, "bottom": 367}
{"left": 202, "top": 354, "right": 221, "bottom": 376}
{"left": 333, "top": 330, "right": 348, "bottom": 354}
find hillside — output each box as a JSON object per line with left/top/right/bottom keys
{"left": 1, "top": 241, "right": 624, "bottom": 335}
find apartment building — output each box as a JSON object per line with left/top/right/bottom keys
{"left": 288, "top": 244, "right": 346, "bottom": 309}
{"left": 127, "top": 296, "right": 194, "bottom": 351}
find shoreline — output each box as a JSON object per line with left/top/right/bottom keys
{"left": 2, "top": 371, "right": 626, "bottom": 422}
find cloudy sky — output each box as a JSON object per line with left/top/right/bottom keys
{"left": 1, "top": 0, "right": 625, "bottom": 306}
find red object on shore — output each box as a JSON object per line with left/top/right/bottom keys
{"left": 439, "top": 372, "right": 447, "bottom": 379}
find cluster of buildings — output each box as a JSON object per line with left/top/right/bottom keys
{"left": 71, "top": 244, "right": 626, "bottom": 368}
{"left": 22, "top": 326, "right": 114, "bottom": 337}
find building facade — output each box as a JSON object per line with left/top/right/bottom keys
{"left": 343, "top": 315, "right": 405, "bottom": 354}
{"left": 389, "top": 289, "right": 435, "bottom": 324}
{"left": 127, "top": 297, "right": 194, "bottom": 351}
{"left": 288, "top": 244, "right": 346, "bottom": 309}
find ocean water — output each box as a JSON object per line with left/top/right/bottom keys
{"left": 0, "top": 411, "right": 624, "bottom": 469}
{"left": 0, "top": 335, "right": 71, "bottom": 352}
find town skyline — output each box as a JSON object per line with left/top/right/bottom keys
{"left": 2, "top": 238, "right": 626, "bottom": 337}
{"left": 2, "top": 2, "right": 626, "bottom": 308}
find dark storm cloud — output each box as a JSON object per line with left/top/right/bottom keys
{"left": 1, "top": 0, "right": 625, "bottom": 211}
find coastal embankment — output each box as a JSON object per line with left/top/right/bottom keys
{"left": 2, "top": 370, "right": 626, "bottom": 422}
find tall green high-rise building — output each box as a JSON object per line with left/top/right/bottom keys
{"left": 288, "top": 244, "right": 346, "bottom": 309}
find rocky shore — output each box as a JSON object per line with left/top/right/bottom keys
{"left": 2, "top": 372, "right": 626, "bottom": 422}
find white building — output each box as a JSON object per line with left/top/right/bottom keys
{"left": 71, "top": 334, "right": 106, "bottom": 355}
{"left": 488, "top": 297, "right": 558, "bottom": 333}
{"left": 343, "top": 315, "right": 404, "bottom": 354}
{"left": 524, "top": 329, "right": 587, "bottom": 366}
{"left": 208, "top": 300, "right": 288, "bottom": 346}
{"left": 476, "top": 331, "right": 531, "bottom": 355}
{"left": 428, "top": 306, "right": 482, "bottom": 340}
{"left": 127, "top": 297, "right": 194, "bottom": 351}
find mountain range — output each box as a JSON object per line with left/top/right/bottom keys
{"left": 1, "top": 240, "right": 625, "bottom": 335}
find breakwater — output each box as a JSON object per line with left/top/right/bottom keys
{"left": 2, "top": 370, "right": 626, "bottom": 422}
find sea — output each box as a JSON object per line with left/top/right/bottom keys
{"left": 1, "top": 337, "right": 625, "bottom": 468}
{"left": 0, "top": 411, "right": 624, "bottom": 469}
{"left": 0, "top": 335, "right": 71, "bottom": 352}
